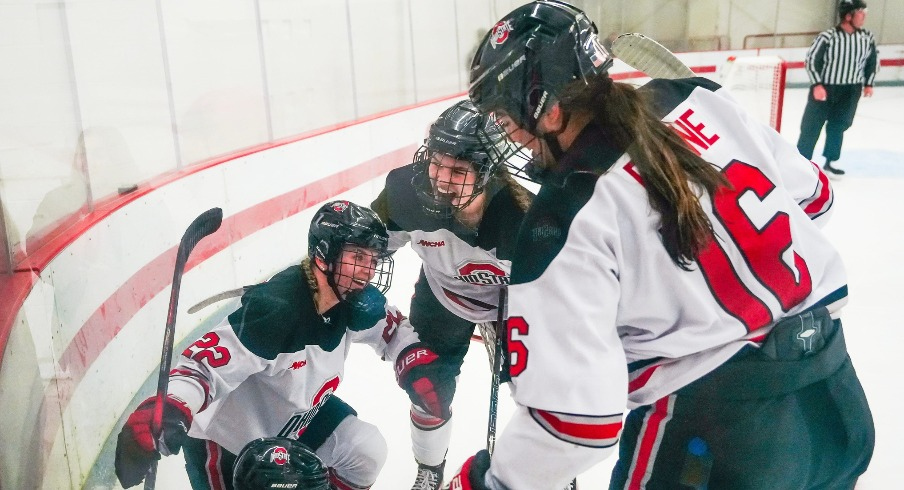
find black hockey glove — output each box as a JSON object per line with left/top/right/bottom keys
{"left": 345, "top": 284, "right": 387, "bottom": 331}
{"left": 114, "top": 394, "right": 192, "bottom": 488}
{"left": 395, "top": 343, "right": 455, "bottom": 419}
{"left": 444, "top": 450, "right": 492, "bottom": 490}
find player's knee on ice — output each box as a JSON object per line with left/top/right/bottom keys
{"left": 318, "top": 416, "right": 388, "bottom": 486}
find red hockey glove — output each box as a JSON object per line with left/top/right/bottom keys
{"left": 395, "top": 343, "right": 455, "bottom": 419}
{"left": 114, "top": 394, "right": 193, "bottom": 488}
{"left": 444, "top": 450, "right": 492, "bottom": 490}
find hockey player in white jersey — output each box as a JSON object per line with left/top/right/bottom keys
{"left": 370, "top": 100, "right": 533, "bottom": 489}
{"left": 114, "top": 201, "right": 456, "bottom": 490}
{"left": 447, "top": 1, "right": 875, "bottom": 489}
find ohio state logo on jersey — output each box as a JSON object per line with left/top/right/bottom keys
{"left": 453, "top": 262, "right": 509, "bottom": 285}
{"left": 270, "top": 446, "right": 289, "bottom": 465}
{"left": 277, "top": 377, "right": 340, "bottom": 439}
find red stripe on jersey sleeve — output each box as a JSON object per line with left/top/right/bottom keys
{"left": 802, "top": 162, "right": 833, "bottom": 217}
{"left": 442, "top": 288, "right": 497, "bottom": 311}
{"left": 170, "top": 367, "right": 212, "bottom": 411}
{"left": 628, "top": 364, "right": 660, "bottom": 394}
{"left": 534, "top": 409, "right": 622, "bottom": 440}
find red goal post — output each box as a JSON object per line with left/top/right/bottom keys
{"left": 720, "top": 55, "right": 788, "bottom": 132}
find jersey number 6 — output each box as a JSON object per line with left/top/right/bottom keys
{"left": 505, "top": 317, "right": 530, "bottom": 377}
{"left": 697, "top": 159, "right": 813, "bottom": 331}
{"left": 504, "top": 160, "right": 814, "bottom": 377}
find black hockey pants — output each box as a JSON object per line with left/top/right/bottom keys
{"left": 610, "top": 308, "right": 875, "bottom": 489}
{"left": 407, "top": 268, "right": 482, "bottom": 405}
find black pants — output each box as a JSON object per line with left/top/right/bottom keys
{"left": 182, "top": 395, "right": 356, "bottom": 490}
{"left": 407, "top": 268, "right": 480, "bottom": 413}
{"left": 409, "top": 269, "right": 477, "bottom": 366}
{"left": 797, "top": 84, "right": 862, "bottom": 162}
{"left": 610, "top": 310, "right": 874, "bottom": 490}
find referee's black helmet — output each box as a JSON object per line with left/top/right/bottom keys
{"left": 839, "top": 0, "right": 867, "bottom": 18}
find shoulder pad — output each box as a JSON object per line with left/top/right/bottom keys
{"left": 640, "top": 77, "right": 723, "bottom": 119}
{"left": 511, "top": 174, "right": 597, "bottom": 284}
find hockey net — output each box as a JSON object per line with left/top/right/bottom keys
{"left": 720, "top": 55, "right": 788, "bottom": 131}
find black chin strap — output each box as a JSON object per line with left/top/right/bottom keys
{"left": 315, "top": 259, "right": 346, "bottom": 302}
{"left": 539, "top": 110, "right": 570, "bottom": 162}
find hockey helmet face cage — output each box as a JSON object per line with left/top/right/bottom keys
{"left": 468, "top": 0, "right": 612, "bottom": 133}
{"left": 411, "top": 100, "right": 518, "bottom": 217}
{"left": 330, "top": 243, "right": 394, "bottom": 300}
{"left": 232, "top": 437, "right": 330, "bottom": 490}
{"left": 308, "top": 200, "right": 393, "bottom": 295}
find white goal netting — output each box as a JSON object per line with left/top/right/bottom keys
{"left": 720, "top": 55, "right": 788, "bottom": 131}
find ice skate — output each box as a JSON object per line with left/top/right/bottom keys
{"left": 823, "top": 160, "right": 846, "bottom": 175}
{"left": 410, "top": 460, "right": 444, "bottom": 490}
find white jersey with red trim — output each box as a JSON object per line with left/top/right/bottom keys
{"left": 393, "top": 228, "right": 509, "bottom": 323}
{"left": 371, "top": 165, "right": 530, "bottom": 323}
{"left": 166, "top": 265, "right": 418, "bottom": 455}
{"left": 487, "top": 77, "right": 843, "bottom": 489}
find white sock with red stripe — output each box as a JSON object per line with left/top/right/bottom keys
{"left": 410, "top": 405, "right": 452, "bottom": 466}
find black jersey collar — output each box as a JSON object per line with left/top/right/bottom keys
{"left": 541, "top": 122, "right": 627, "bottom": 187}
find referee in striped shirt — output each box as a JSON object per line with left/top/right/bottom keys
{"left": 797, "top": 0, "right": 878, "bottom": 175}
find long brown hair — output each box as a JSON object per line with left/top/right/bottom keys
{"left": 557, "top": 75, "right": 728, "bottom": 270}
{"left": 496, "top": 165, "right": 534, "bottom": 212}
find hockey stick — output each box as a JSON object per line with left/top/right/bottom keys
{"left": 610, "top": 33, "right": 694, "bottom": 80}
{"left": 144, "top": 207, "right": 223, "bottom": 490}
{"left": 486, "top": 287, "right": 506, "bottom": 456}
{"left": 187, "top": 286, "right": 247, "bottom": 314}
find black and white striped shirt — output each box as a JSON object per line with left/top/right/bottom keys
{"left": 805, "top": 26, "right": 878, "bottom": 86}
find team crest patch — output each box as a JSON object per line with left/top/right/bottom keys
{"left": 530, "top": 217, "right": 562, "bottom": 243}
{"left": 453, "top": 262, "right": 509, "bottom": 285}
{"left": 271, "top": 446, "right": 289, "bottom": 465}
{"left": 331, "top": 201, "right": 349, "bottom": 213}
{"left": 490, "top": 20, "right": 513, "bottom": 48}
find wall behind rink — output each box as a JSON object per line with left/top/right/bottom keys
{"left": 6, "top": 0, "right": 902, "bottom": 270}
{"left": 1, "top": 17, "right": 903, "bottom": 488}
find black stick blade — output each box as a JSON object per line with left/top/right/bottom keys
{"left": 176, "top": 207, "right": 223, "bottom": 263}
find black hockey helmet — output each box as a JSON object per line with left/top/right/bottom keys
{"left": 232, "top": 437, "right": 330, "bottom": 490}
{"left": 308, "top": 200, "right": 393, "bottom": 293}
{"left": 839, "top": 0, "right": 867, "bottom": 18}
{"left": 468, "top": 0, "right": 613, "bottom": 132}
{"left": 411, "top": 100, "right": 517, "bottom": 216}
